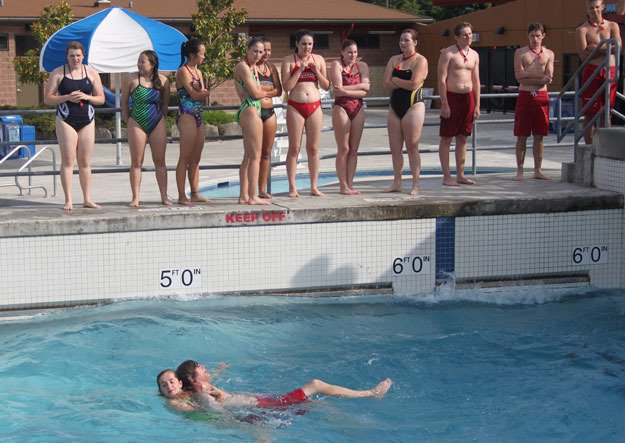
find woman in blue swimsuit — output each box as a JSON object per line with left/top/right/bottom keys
{"left": 122, "top": 50, "right": 172, "bottom": 207}
{"left": 234, "top": 38, "right": 270, "bottom": 205}
{"left": 382, "top": 29, "right": 428, "bottom": 196}
{"left": 175, "top": 39, "right": 210, "bottom": 206}
{"left": 44, "top": 41, "right": 105, "bottom": 211}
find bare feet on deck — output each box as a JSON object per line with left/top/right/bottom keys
{"left": 63, "top": 201, "right": 73, "bottom": 211}
{"left": 289, "top": 188, "right": 300, "bottom": 198}
{"left": 409, "top": 187, "right": 420, "bottom": 196}
{"left": 515, "top": 171, "right": 524, "bottom": 181}
{"left": 129, "top": 199, "right": 140, "bottom": 208}
{"left": 384, "top": 183, "right": 403, "bottom": 193}
{"left": 83, "top": 201, "right": 101, "bottom": 209}
{"left": 310, "top": 188, "right": 325, "bottom": 197}
{"left": 161, "top": 197, "right": 173, "bottom": 206}
{"left": 190, "top": 192, "right": 210, "bottom": 203}
{"left": 178, "top": 198, "right": 193, "bottom": 206}
{"left": 370, "top": 378, "right": 393, "bottom": 399}
{"left": 457, "top": 176, "right": 476, "bottom": 185}
{"left": 442, "top": 177, "right": 459, "bottom": 187}
{"left": 533, "top": 171, "right": 551, "bottom": 180}
{"left": 248, "top": 196, "right": 271, "bottom": 205}
{"left": 258, "top": 191, "right": 273, "bottom": 199}
{"left": 238, "top": 196, "right": 248, "bottom": 205}
{"left": 340, "top": 186, "right": 361, "bottom": 195}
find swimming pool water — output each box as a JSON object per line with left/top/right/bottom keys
{"left": 1, "top": 288, "right": 624, "bottom": 442}
{"left": 200, "top": 167, "right": 515, "bottom": 198}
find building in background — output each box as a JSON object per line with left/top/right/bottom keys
{"left": 0, "top": 0, "right": 430, "bottom": 107}
{"left": 420, "top": 0, "right": 624, "bottom": 112}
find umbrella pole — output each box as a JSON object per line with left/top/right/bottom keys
{"left": 115, "top": 73, "right": 122, "bottom": 166}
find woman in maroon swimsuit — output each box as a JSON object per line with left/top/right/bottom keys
{"left": 331, "top": 40, "right": 370, "bottom": 195}
{"left": 280, "top": 29, "right": 330, "bottom": 198}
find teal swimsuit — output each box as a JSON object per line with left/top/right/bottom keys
{"left": 236, "top": 70, "right": 261, "bottom": 123}
{"left": 177, "top": 66, "right": 205, "bottom": 127}
{"left": 129, "top": 77, "right": 163, "bottom": 135}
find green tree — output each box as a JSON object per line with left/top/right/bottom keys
{"left": 12, "top": 1, "right": 74, "bottom": 84}
{"left": 191, "top": 0, "right": 247, "bottom": 101}
{"left": 361, "top": 0, "right": 491, "bottom": 21}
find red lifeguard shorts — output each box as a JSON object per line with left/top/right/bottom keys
{"left": 581, "top": 64, "right": 617, "bottom": 118}
{"left": 439, "top": 91, "right": 475, "bottom": 137}
{"left": 513, "top": 90, "right": 549, "bottom": 137}
{"left": 256, "top": 388, "right": 308, "bottom": 408}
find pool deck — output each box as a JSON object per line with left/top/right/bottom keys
{"left": 0, "top": 109, "right": 622, "bottom": 237}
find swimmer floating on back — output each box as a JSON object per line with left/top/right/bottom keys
{"left": 156, "top": 360, "right": 392, "bottom": 412}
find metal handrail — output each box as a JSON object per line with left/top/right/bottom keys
{"left": 15, "top": 145, "right": 57, "bottom": 197}
{"left": 0, "top": 91, "right": 579, "bottom": 194}
{"left": 557, "top": 38, "right": 622, "bottom": 154}
{"left": 0, "top": 145, "right": 34, "bottom": 194}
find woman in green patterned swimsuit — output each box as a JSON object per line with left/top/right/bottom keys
{"left": 233, "top": 38, "right": 270, "bottom": 205}
{"left": 122, "top": 50, "right": 171, "bottom": 207}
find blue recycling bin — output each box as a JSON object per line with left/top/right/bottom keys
{"left": 549, "top": 96, "right": 575, "bottom": 134}
{"left": 20, "top": 125, "right": 36, "bottom": 158}
{"left": 0, "top": 115, "right": 33, "bottom": 159}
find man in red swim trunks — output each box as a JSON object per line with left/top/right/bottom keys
{"left": 173, "top": 359, "right": 392, "bottom": 410}
{"left": 437, "top": 22, "right": 481, "bottom": 186}
{"left": 575, "top": 0, "right": 622, "bottom": 144}
{"left": 513, "top": 23, "right": 554, "bottom": 181}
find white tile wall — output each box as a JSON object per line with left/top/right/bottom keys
{"left": 1, "top": 208, "right": 622, "bottom": 310}
{"left": 594, "top": 158, "right": 625, "bottom": 194}
{"left": 0, "top": 219, "right": 436, "bottom": 309}
{"left": 456, "top": 210, "right": 623, "bottom": 288}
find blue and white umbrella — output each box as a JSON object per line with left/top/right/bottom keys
{"left": 40, "top": 6, "right": 187, "bottom": 73}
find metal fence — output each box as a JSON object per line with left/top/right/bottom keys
{"left": 0, "top": 91, "right": 584, "bottom": 197}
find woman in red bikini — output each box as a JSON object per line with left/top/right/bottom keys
{"left": 331, "top": 40, "right": 370, "bottom": 195}
{"left": 280, "top": 29, "right": 330, "bottom": 198}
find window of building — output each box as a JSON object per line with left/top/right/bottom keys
{"left": 563, "top": 53, "right": 581, "bottom": 86}
{"left": 289, "top": 33, "right": 330, "bottom": 50}
{"left": 0, "top": 34, "right": 8, "bottom": 51}
{"left": 15, "top": 35, "right": 37, "bottom": 56}
{"left": 348, "top": 34, "right": 380, "bottom": 49}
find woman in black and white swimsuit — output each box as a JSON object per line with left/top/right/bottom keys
{"left": 44, "top": 41, "right": 105, "bottom": 211}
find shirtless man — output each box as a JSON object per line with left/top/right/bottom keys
{"left": 172, "top": 360, "right": 392, "bottom": 410}
{"left": 575, "top": 0, "right": 622, "bottom": 144}
{"left": 438, "top": 22, "right": 481, "bottom": 187}
{"left": 513, "top": 23, "right": 555, "bottom": 181}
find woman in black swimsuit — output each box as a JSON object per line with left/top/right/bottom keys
{"left": 382, "top": 29, "right": 428, "bottom": 196}
{"left": 256, "top": 38, "right": 283, "bottom": 199}
{"left": 44, "top": 41, "right": 105, "bottom": 211}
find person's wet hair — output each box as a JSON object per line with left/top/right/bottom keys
{"left": 400, "top": 29, "right": 419, "bottom": 42}
{"left": 527, "top": 23, "right": 546, "bottom": 34}
{"left": 65, "top": 41, "right": 85, "bottom": 57}
{"left": 248, "top": 37, "right": 265, "bottom": 49}
{"left": 294, "top": 29, "right": 314, "bottom": 53}
{"left": 180, "top": 38, "right": 205, "bottom": 67}
{"left": 176, "top": 359, "right": 199, "bottom": 389}
{"left": 140, "top": 50, "right": 165, "bottom": 108}
{"left": 454, "top": 22, "right": 473, "bottom": 37}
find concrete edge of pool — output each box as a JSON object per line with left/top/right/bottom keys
{"left": 0, "top": 174, "right": 622, "bottom": 237}
{"left": 1, "top": 127, "right": 624, "bottom": 312}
